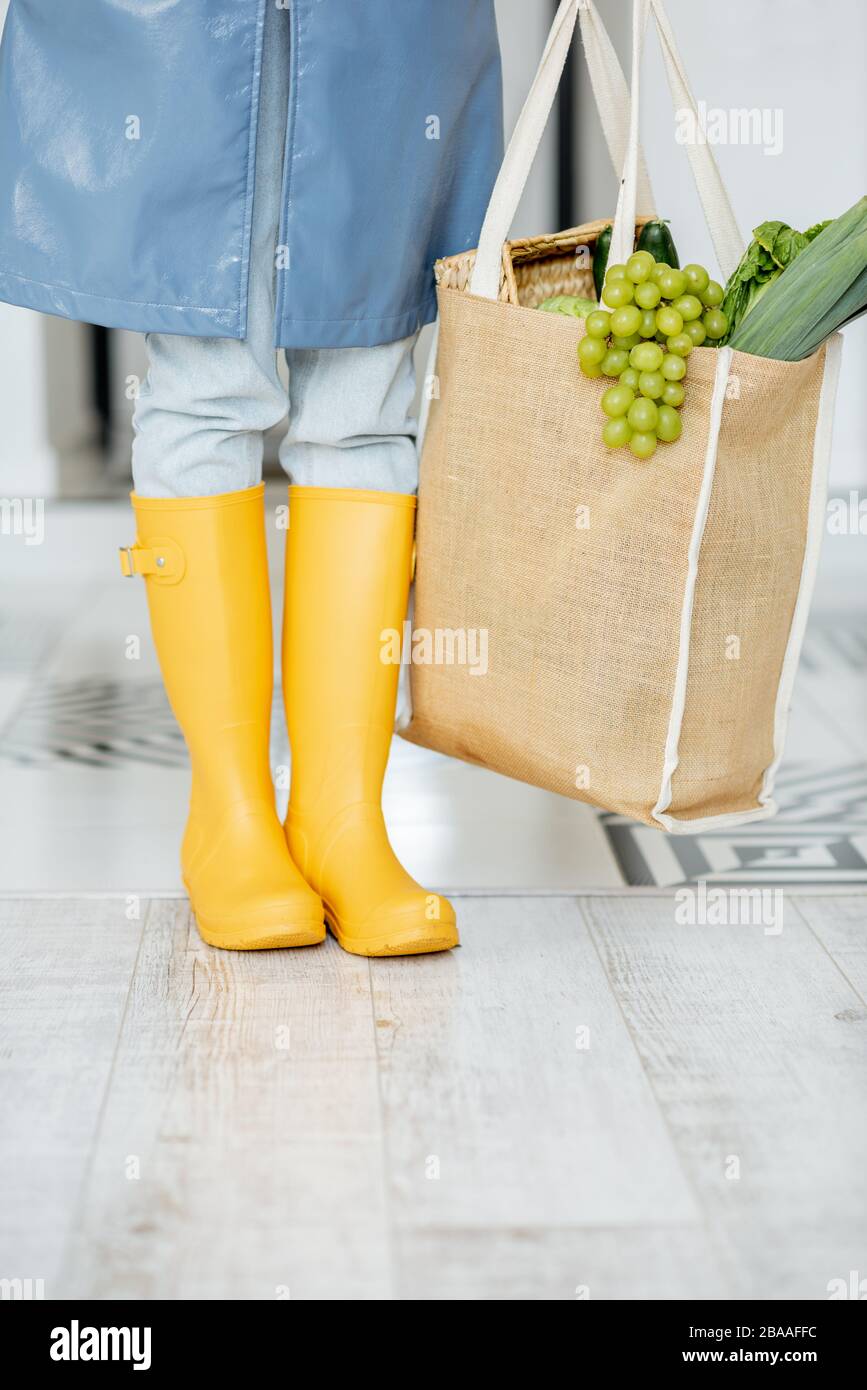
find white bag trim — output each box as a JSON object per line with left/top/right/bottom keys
{"left": 399, "top": 321, "right": 441, "bottom": 732}
{"left": 758, "top": 332, "right": 843, "bottom": 806}
{"left": 650, "top": 348, "right": 741, "bottom": 833}
{"left": 415, "top": 318, "right": 439, "bottom": 460}
{"left": 652, "top": 335, "right": 843, "bottom": 835}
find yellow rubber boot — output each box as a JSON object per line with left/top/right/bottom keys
{"left": 282, "top": 487, "right": 458, "bottom": 957}
{"left": 121, "top": 485, "right": 324, "bottom": 950}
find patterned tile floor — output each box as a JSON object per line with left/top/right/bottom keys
{"left": 0, "top": 497, "right": 865, "bottom": 890}
{"left": 600, "top": 615, "right": 867, "bottom": 888}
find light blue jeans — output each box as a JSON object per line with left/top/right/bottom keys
{"left": 131, "top": 0, "right": 418, "bottom": 499}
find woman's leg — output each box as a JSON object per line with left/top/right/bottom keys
{"left": 121, "top": 2, "right": 324, "bottom": 950}
{"left": 131, "top": 0, "right": 290, "bottom": 499}
{"left": 129, "top": 325, "right": 285, "bottom": 497}
{"left": 279, "top": 336, "right": 420, "bottom": 495}
{"left": 127, "top": 485, "right": 324, "bottom": 950}
{"left": 278, "top": 341, "right": 457, "bottom": 956}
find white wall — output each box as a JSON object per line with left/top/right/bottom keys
{"left": 578, "top": 0, "right": 867, "bottom": 489}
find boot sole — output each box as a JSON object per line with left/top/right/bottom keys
{"left": 194, "top": 916, "right": 326, "bottom": 951}
{"left": 183, "top": 870, "right": 326, "bottom": 950}
{"left": 325, "top": 910, "right": 459, "bottom": 958}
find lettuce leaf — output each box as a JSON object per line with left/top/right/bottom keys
{"left": 727, "top": 198, "right": 867, "bottom": 360}
{"left": 719, "top": 217, "right": 832, "bottom": 343}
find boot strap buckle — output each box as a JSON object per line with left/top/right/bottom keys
{"left": 118, "top": 538, "right": 185, "bottom": 583}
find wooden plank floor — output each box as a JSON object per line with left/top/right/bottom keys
{"left": 1, "top": 894, "right": 865, "bottom": 1300}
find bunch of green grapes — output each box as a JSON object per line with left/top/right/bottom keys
{"left": 577, "top": 251, "right": 727, "bottom": 460}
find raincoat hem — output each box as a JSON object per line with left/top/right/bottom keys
{"left": 0, "top": 271, "right": 240, "bottom": 337}
{"left": 275, "top": 293, "right": 438, "bottom": 349}
{"left": 0, "top": 268, "right": 437, "bottom": 348}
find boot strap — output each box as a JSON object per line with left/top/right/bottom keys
{"left": 119, "top": 538, "right": 185, "bottom": 583}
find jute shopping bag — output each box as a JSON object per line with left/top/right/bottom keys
{"left": 401, "top": 0, "right": 842, "bottom": 832}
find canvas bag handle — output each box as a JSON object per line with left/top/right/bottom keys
{"left": 488, "top": 0, "right": 656, "bottom": 240}
{"left": 575, "top": 0, "right": 656, "bottom": 220}
{"left": 471, "top": 0, "right": 745, "bottom": 299}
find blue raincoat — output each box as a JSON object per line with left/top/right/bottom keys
{"left": 0, "top": 0, "right": 502, "bottom": 347}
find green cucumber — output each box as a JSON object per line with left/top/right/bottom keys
{"left": 636, "top": 220, "right": 680, "bottom": 268}
{"left": 592, "top": 225, "right": 613, "bottom": 299}
{"left": 593, "top": 220, "right": 679, "bottom": 298}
